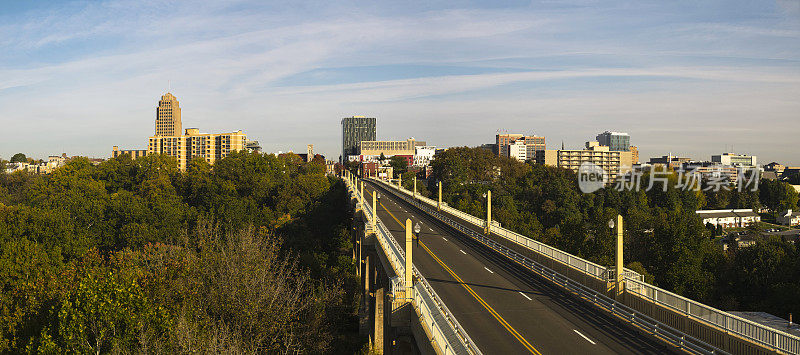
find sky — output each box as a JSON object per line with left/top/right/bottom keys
{"left": 1, "top": 0, "right": 799, "bottom": 164}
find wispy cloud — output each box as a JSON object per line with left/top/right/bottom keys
{"left": 0, "top": 0, "right": 798, "bottom": 164}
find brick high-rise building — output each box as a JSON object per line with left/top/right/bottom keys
{"left": 496, "top": 133, "right": 545, "bottom": 161}
{"left": 155, "top": 93, "right": 182, "bottom": 136}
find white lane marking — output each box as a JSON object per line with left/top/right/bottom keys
{"left": 459, "top": 249, "right": 466, "bottom": 255}
{"left": 442, "top": 237, "right": 448, "bottom": 242}
{"left": 484, "top": 267, "right": 494, "bottom": 274}
{"left": 518, "top": 292, "right": 532, "bottom": 301}
{"left": 573, "top": 329, "right": 596, "bottom": 345}
{"left": 429, "top": 228, "right": 434, "bottom": 231}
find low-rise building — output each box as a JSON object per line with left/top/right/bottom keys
{"left": 359, "top": 138, "right": 425, "bottom": 159}
{"left": 712, "top": 153, "right": 757, "bottom": 168}
{"left": 648, "top": 155, "right": 692, "bottom": 169}
{"left": 148, "top": 128, "right": 247, "bottom": 171}
{"left": 696, "top": 209, "right": 761, "bottom": 228}
{"left": 361, "top": 162, "right": 393, "bottom": 179}
{"left": 4, "top": 153, "right": 70, "bottom": 174}
{"left": 112, "top": 146, "right": 148, "bottom": 159}
{"left": 542, "top": 141, "right": 632, "bottom": 184}
{"left": 413, "top": 146, "right": 436, "bottom": 167}
{"left": 777, "top": 210, "right": 800, "bottom": 226}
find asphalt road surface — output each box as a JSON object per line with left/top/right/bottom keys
{"left": 364, "top": 180, "right": 672, "bottom": 355}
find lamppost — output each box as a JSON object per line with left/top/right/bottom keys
{"left": 414, "top": 222, "right": 421, "bottom": 246}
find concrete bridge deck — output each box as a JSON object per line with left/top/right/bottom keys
{"left": 365, "top": 180, "right": 670, "bottom": 354}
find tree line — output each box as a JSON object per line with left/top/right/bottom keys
{"left": 425, "top": 147, "right": 800, "bottom": 320}
{"left": 0, "top": 151, "right": 365, "bottom": 353}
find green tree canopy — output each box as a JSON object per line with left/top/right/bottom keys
{"left": 9, "top": 153, "right": 26, "bottom": 164}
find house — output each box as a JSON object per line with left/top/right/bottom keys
{"left": 777, "top": 210, "right": 800, "bottom": 226}
{"left": 696, "top": 209, "right": 761, "bottom": 229}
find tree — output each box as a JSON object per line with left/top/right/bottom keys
{"left": 379, "top": 153, "right": 386, "bottom": 162}
{"left": 388, "top": 156, "right": 408, "bottom": 177}
{"left": 10, "top": 153, "right": 26, "bottom": 164}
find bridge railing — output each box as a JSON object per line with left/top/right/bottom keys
{"left": 379, "top": 179, "right": 620, "bottom": 282}
{"left": 627, "top": 278, "right": 800, "bottom": 354}
{"left": 374, "top": 177, "right": 800, "bottom": 355}
{"left": 345, "top": 177, "right": 481, "bottom": 355}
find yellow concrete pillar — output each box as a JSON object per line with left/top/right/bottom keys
{"left": 398, "top": 174, "right": 402, "bottom": 189}
{"left": 616, "top": 214, "right": 624, "bottom": 300}
{"left": 372, "top": 190, "right": 377, "bottom": 230}
{"left": 438, "top": 182, "right": 442, "bottom": 211}
{"left": 413, "top": 176, "right": 417, "bottom": 197}
{"left": 360, "top": 181, "right": 364, "bottom": 205}
{"left": 486, "top": 190, "right": 492, "bottom": 235}
{"left": 405, "top": 219, "right": 413, "bottom": 300}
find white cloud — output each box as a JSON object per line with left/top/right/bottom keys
{"left": 0, "top": 0, "right": 798, "bottom": 164}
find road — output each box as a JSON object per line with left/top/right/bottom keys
{"left": 364, "top": 180, "right": 671, "bottom": 355}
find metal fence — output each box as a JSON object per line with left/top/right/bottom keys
{"left": 373, "top": 177, "right": 800, "bottom": 355}
{"left": 345, "top": 177, "right": 481, "bottom": 355}
{"left": 378, "top": 179, "right": 615, "bottom": 281}
{"left": 627, "top": 279, "right": 800, "bottom": 354}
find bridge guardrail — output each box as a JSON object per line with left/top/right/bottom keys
{"left": 373, "top": 178, "right": 727, "bottom": 354}
{"left": 379, "top": 179, "right": 635, "bottom": 282}
{"left": 627, "top": 278, "right": 800, "bottom": 354}
{"left": 375, "top": 177, "right": 800, "bottom": 355}
{"left": 345, "top": 177, "right": 481, "bottom": 355}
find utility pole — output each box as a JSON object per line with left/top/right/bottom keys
{"left": 405, "top": 219, "right": 413, "bottom": 300}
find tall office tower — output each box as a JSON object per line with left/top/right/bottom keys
{"left": 155, "top": 93, "right": 182, "bottom": 136}
{"left": 341, "top": 116, "right": 376, "bottom": 162}
{"left": 596, "top": 131, "right": 630, "bottom": 151}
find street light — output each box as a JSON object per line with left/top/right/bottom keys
{"left": 608, "top": 219, "right": 615, "bottom": 229}
{"left": 414, "top": 222, "right": 421, "bottom": 246}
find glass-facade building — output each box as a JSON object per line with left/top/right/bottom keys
{"left": 596, "top": 131, "right": 630, "bottom": 151}
{"left": 341, "top": 116, "right": 376, "bottom": 162}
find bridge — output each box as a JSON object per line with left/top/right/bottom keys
{"left": 341, "top": 171, "right": 800, "bottom": 355}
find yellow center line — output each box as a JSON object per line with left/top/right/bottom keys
{"left": 366, "top": 188, "right": 541, "bottom": 355}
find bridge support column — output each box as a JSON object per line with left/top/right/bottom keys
{"left": 360, "top": 252, "right": 373, "bottom": 336}
{"left": 413, "top": 176, "right": 417, "bottom": 197}
{"left": 372, "top": 191, "right": 377, "bottom": 230}
{"left": 373, "top": 262, "right": 387, "bottom": 354}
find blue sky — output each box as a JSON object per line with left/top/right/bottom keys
{"left": 1, "top": 0, "right": 799, "bottom": 164}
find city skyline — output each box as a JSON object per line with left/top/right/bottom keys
{"left": 1, "top": 1, "right": 799, "bottom": 164}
